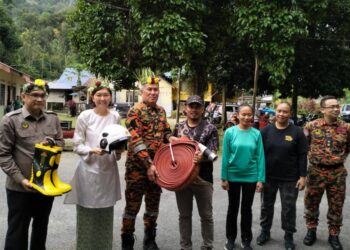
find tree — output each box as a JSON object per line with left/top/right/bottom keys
{"left": 70, "top": 0, "right": 249, "bottom": 97}
{"left": 281, "top": 0, "right": 350, "bottom": 118}
{"left": 0, "top": 0, "right": 21, "bottom": 64}
{"left": 130, "top": 0, "right": 206, "bottom": 69}
{"left": 68, "top": 0, "right": 144, "bottom": 89}
{"left": 185, "top": 0, "right": 231, "bottom": 96}
{"left": 68, "top": 0, "right": 211, "bottom": 90}
{"left": 2, "top": 0, "right": 78, "bottom": 80}
{"left": 232, "top": 1, "right": 308, "bottom": 112}
{"left": 209, "top": 38, "right": 255, "bottom": 124}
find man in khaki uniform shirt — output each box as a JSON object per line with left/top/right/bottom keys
{"left": 0, "top": 79, "right": 64, "bottom": 250}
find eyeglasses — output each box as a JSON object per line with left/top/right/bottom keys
{"left": 26, "top": 93, "right": 47, "bottom": 99}
{"left": 322, "top": 105, "right": 340, "bottom": 109}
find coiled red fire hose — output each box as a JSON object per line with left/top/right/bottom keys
{"left": 153, "top": 137, "right": 199, "bottom": 191}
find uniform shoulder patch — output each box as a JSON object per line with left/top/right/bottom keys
{"left": 44, "top": 110, "right": 58, "bottom": 116}
{"left": 5, "top": 109, "right": 22, "bottom": 117}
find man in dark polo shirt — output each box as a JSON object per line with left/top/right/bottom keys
{"left": 172, "top": 95, "right": 219, "bottom": 250}
{"left": 303, "top": 96, "right": 350, "bottom": 250}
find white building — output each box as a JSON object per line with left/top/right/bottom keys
{"left": 0, "top": 62, "right": 33, "bottom": 117}
{"left": 47, "top": 68, "right": 95, "bottom": 111}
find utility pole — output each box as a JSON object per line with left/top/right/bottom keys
{"left": 175, "top": 67, "right": 182, "bottom": 124}
{"left": 252, "top": 54, "right": 259, "bottom": 115}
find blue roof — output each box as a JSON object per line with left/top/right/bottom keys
{"left": 261, "top": 107, "right": 275, "bottom": 115}
{"left": 48, "top": 68, "right": 95, "bottom": 90}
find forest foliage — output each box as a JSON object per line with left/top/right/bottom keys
{"left": 1, "top": 0, "right": 77, "bottom": 80}
{"left": 1, "top": 0, "right": 350, "bottom": 103}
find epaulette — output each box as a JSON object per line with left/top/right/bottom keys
{"left": 44, "top": 110, "right": 58, "bottom": 116}
{"left": 5, "top": 109, "right": 22, "bottom": 117}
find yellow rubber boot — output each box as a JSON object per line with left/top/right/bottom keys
{"left": 30, "top": 144, "right": 63, "bottom": 196}
{"left": 51, "top": 146, "right": 72, "bottom": 194}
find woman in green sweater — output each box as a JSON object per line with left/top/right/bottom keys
{"left": 221, "top": 104, "right": 265, "bottom": 250}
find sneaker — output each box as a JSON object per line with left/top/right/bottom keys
{"left": 303, "top": 229, "right": 317, "bottom": 246}
{"left": 240, "top": 241, "right": 253, "bottom": 250}
{"left": 328, "top": 235, "right": 343, "bottom": 250}
{"left": 224, "top": 239, "right": 235, "bottom": 250}
{"left": 256, "top": 231, "right": 270, "bottom": 246}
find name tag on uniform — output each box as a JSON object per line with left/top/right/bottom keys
{"left": 285, "top": 135, "right": 293, "bottom": 141}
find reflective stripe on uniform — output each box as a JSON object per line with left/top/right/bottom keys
{"left": 133, "top": 144, "right": 147, "bottom": 154}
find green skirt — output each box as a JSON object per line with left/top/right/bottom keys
{"left": 76, "top": 205, "right": 114, "bottom": 250}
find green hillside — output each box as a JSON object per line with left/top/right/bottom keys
{"left": 8, "top": 0, "right": 75, "bottom": 15}
{"left": 2, "top": 0, "right": 78, "bottom": 80}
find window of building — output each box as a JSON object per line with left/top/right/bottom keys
{"left": 0, "top": 84, "right": 5, "bottom": 105}
{"left": 12, "top": 86, "right": 16, "bottom": 100}
{"left": 126, "top": 90, "right": 139, "bottom": 104}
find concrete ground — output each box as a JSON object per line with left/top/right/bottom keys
{"left": 0, "top": 152, "right": 349, "bottom": 250}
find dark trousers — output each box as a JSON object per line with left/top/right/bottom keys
{"left": 5, "top": 189, "right": 54, "bottom": 250}
{"left": 260, "top": 180, "right": 299, "bottom": 234}
{"left": 226, "top": 182, "right": 256, "bottom": 243}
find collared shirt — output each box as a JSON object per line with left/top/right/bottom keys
{"left": 126, "top": 102, "right": 172, "bottom": 169}
{"left": 173, "top": 119, "right": 219, "bottom": 183}
{"left": 0, "top": 107, "right": 64, "bottom": 192}
{"left": 305, "top": 118, "right": 350, "bottom": 165}
{"left": 173, "top": 120, "right": 219, "bottom": 153}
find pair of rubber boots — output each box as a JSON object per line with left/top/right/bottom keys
{"left": 29, "top": 144, "right": 71, "bottom": 196}
{"left": 122, "top": 228, "right": 159, "bottom": 250}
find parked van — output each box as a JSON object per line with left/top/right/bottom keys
{"left": 341, "top": 104, "right": 350, "bottom": 122}
{"left": 204, "top": 103, "right": 238, "bottom": 124}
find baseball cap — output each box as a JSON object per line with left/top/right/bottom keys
{"left": 186, "top": 95, "right": 204, "bottom": 106}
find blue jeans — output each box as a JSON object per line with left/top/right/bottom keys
{"left": 260, "top": 179, "right": 299, "bottom": 234}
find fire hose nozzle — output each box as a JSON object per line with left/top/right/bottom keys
{"left": 197, "top": 143, "right": 217, "bottom": 161}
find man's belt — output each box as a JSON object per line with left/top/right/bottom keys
{"left": 312, "top": 162, "right": 344, "bottom": 169}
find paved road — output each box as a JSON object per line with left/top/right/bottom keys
{"left": 0, "top": 152, "right": 349, "bottom": 250}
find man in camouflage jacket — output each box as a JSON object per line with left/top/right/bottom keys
{"left": 303, "top": 96, "right": 350, "bottom": 250}
{"left": 121, "top": 75, "right": 176, "bottom": 250}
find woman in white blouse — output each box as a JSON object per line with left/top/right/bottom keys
{"left": 64, "top": 81, "right": 123, "bottom": 250}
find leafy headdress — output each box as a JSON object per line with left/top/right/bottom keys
{"left": 88, "top": 80, "right": 114, "bottom": 95}
{"left": 22, "top": 79, "right": 49, "bottom": 94}
{"left": 134, "top": 68, "right": 159, "bottom": 89}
